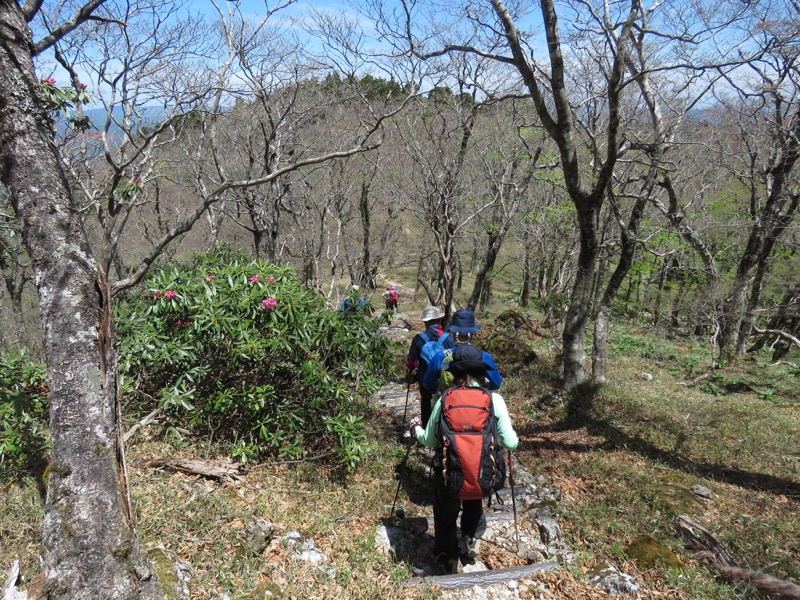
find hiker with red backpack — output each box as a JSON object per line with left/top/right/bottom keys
{"left": 405, "top": 306, "right": 456, "bottom": 427}
{"left": 383, "top": 285, "right": 400, "bottom": 311}
{"left": 410, "top": 344, "right": 519, "bottom": 575}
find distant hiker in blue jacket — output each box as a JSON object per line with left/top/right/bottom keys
{"left": 422, "top": 309, "right": 502, "bottom": 392}
{"left": 406, "top": 306, "right": 456, "bottom": 427}
{"left": 339, "top": 285, "right": 368, "bottom": 315}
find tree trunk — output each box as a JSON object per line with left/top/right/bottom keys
{"left": 467, "top": 233, "right": 502, "bottom": 311}
{"left": 719, "top": 267, "right": 753, "bottom": 361}
{"left": 358, "top": 179, "right": 378, "bottom": 289}
{"left": 652, "top": 254, "right": 669, "bottom": 327}
{"left": 563, "top": 201, "right": 600, "bottom": 389}
{"left": 204, "top": 202, "right": 224, "bottom": 251}
{"left": 520, "top": 229, "right": 532, "bottom": 308}
{"left": 0, "top": 3, "right": 163, "bottom": 597}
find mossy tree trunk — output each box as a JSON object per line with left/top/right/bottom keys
{"left": 0, "top": 1, "right": 163, "bottom": 597}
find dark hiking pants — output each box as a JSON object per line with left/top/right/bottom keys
{"left": 431, "top": 466, "right": 487, "bottom": 564}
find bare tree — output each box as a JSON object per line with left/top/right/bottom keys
{"left": 391, "top": 86, "right": 500, "bottom": 315}
{"left": 46, "top": 0, "right": 401, "bottom": 296}
{"left": 373, "top": 0, "right": 766, "bottom": 387}
{"left": 466, "top": 100, "right": 542, "bottom": 312}
{"left": 378, "top": 0, "right": 636, "bottom": 387}
{"left": 715, "top": 3, "right": 800, "bottom": 358}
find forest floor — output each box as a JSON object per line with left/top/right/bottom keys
{"left": 1, "top": 312, "right": 799, "bottom": 599}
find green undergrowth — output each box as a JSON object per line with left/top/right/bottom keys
{"left": 115, "top": 247, "right": 394, "bottom": 469}
{"left": 0, "top": 349, "right": 48, "bottom": 478}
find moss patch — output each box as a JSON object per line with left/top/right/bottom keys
{"left": 147, "top": 547, "right": 189, "bottom": 600}
{"left": 246, "top": 582, "right": 283, "bottom": 598}
{"left": 640, "top": 483, "right": 705, "bottom": 516}
{"left": 626, "top": 535, "right": 683, "bottom": 570}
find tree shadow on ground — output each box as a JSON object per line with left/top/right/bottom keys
{"left": 0, "top": 440, "right": 48, "bottom": 501}
{"left": 519, "top": 382, "right": 800, "bottom": 500}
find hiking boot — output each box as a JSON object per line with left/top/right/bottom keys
{"left": 463, "top": 535, "right": 480, "bottom": 559}
{"left": 435, "top": 553, "right": 459, "bottom": 575}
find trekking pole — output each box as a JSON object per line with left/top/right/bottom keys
{"left": 508, "top": 449, "right": 521, "bottom": 552}
{"left": 401, "top": 374, "right": 412, "bottom": 430}
{"left": 389, "top": 436, "right": 414, "bottom": 518}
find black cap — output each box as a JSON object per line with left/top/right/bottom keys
{"left": 444, "top": 344, "right": 486, "bottom": 373}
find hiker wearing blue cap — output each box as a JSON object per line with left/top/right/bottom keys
{"left": 410, "top": 343, "right": 518, "bottom": 574}
{"left": 421, "top": 309, "right": 502, "bottom": 392}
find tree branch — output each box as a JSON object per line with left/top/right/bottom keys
{"left": 32, "top": 0, "right": 108, "bottom": 55}
{"left": 677, "top": 515, "right": 800, "bottom": 599}
{"left": 752, "top": 327, "right": 800, "bottom": 350}
{"left": 21, "top": 0, "right": 44, "bottom": 23}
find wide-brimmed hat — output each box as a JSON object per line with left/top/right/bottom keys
{"left": 420, "top": 305, "right": 445, "bottom": 322}
{"left": 444, "top": 344, "right": 486, "bottom": 373}
{"left": 446, "top": 309, "right": 481, "bottom": 334}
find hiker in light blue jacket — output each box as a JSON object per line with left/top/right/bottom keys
{"left": 411, "top": 344, "right": 518, "bottom": 574}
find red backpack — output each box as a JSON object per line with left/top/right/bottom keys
{"left": 437, "top": 386, "right": 506, "bottom": 500}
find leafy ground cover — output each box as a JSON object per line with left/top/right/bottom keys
{"left": 1, "top": 312, "right": 798, "bottom": 598}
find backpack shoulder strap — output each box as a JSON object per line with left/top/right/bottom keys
{"left": 439, "top": 332, "right": 450, "bottom": 344}
{"left": 419, "top": 332, "right": 430, "bottom": 343}
{"left": 481, "top": 387, "right": 495, "bottom": 413}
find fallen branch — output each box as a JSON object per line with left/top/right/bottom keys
{"left": 677, "top": 515, "right": 800, "bottom": 599}
{"left": 150, "top": 458, "right": 241, "bottom": 481}
{"left": 772, "top": 360, "right": 799, "bottom": 369}
{"left": 124, "top": 408, "right": 163, "bottom": 442}
{"left": 690, "top": 371, "right": 712, "bottom": 386}
{"left": 716, "top": 566, "right": 800, "bottom": 600}
{"left": 401, "top": 561, "right": 559, "bottom": 589}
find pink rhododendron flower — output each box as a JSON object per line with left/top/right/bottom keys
{"left": 80, "top": 83, "right": 87, "bottom": 89}
{"left": 269, "top": 276, "right": 275, "bottom": 283}
{"left": 205, "top": 274, "right": 217, "bottom": 281}
{"left": 249, "top": 275, "right": 260, "bottom": 283}
{"left": 164, "top": 290, "right": 177, "bottom": 300}
{"left": 176, "top": 321, "right": 183, "bottom": 326}
{"left": 262, "top": 297, "right": 278, "bottom": 310}
{"left": 154, "top": 291, "right": 162, "bottom": 297}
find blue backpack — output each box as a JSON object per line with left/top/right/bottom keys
{"left": 419, "top": 332, "right": 451, "bottom": 367}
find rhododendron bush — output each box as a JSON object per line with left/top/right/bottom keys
{"left": 115, "top": 248, "right": 391, "bottom": 469}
